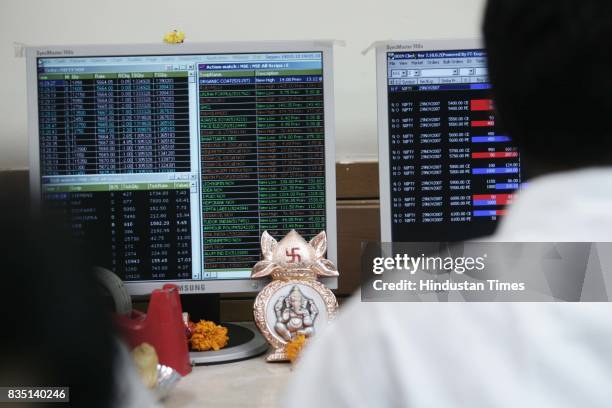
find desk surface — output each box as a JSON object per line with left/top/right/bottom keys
{"left": 164, "top": 353, "right": 291, "bottom": 408}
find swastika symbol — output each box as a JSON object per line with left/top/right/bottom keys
{"left": 286, "top": 247, "right": 301, "bottom": 263}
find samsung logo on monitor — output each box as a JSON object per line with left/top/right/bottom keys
{"left": 37, "top": 49, "right": 74, "bottom": 56}
{"left": 178, "top": 283, "right": 207, "bottom": 293}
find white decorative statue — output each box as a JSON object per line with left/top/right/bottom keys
{"left": 252, "top": 230, "right": 339, "bottom": 362}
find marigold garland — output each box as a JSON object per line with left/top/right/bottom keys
{"left": 190, "top": 320, "right": 229, "bottom": 351}
{"left": 163, "top": 30, "right": 186, "bottom": 44}
{"left": 286, "top": 335, "right": 307, "bottom": 363}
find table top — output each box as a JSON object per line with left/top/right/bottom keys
{"left": 163, "top": 353, "right": 292, "bottom": 408}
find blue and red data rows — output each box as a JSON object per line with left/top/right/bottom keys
{"left": 474, "top": 209, "right": 508, "bottom": 217}
{"left": 469, "top": 100, "right": 519, "bottom": 217}
{"left": 472, "top": 152, "right": 519, "bottom": 159}
{"left": 473, "top": 194, "right": 515, "bottom": 207}
{"left": 473, "top": 195, "right": 512, "bottom": 217}
{"left": 471, "top": 99, "right": 495, "bottom": 127}
{"left": 470, "top": 99, "right": 494, "bottom": 111}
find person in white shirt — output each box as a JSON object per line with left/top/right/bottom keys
{"left": 284, "top": 1, "right": 612, "bottom": 406}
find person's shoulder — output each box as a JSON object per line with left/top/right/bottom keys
{"left": 336, "top": 296, "right": 516, "bottom": 332}
{"left": 287, "top": 299, "right": 525, "bottom": 407}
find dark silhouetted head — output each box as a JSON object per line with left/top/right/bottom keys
{"left": 484, "top": 0, "right": 612, "bottom": 176}
{"left": 0, "top": 181, "right": 116, "bottom": 408}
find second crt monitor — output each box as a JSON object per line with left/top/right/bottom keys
{"left": 377, "top": 39, "right": 523, "bottom": 242}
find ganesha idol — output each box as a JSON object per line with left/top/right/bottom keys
{"left": 251, "top": 230, "right": 339, "bottom": 362}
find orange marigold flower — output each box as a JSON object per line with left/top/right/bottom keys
{"left": 286, "top": 335, "right": 307, "bottom": 363}
{"left": 190, "top": 320, "right": 229, "bottom": 351}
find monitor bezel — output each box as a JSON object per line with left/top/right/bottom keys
{"left": 376, "top": 38, "right": 484, "bottom": 243}
{"left": 26, "top": 41, "right": 337, "bottom": 295}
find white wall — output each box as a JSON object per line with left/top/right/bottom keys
{"left": 0, "top": 0, "right": 486, "bottom": 170}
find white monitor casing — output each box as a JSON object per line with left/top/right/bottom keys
{"left": 26, "top": 41, "right": 338, "bottom": 295}
{"left": 376, "top": 39, "right": 484, "bottom": 243}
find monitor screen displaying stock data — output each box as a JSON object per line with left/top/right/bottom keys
{"left": 384, "top": 48, "right": 522, "bottom": 242}
{"left": 36, "top": 50, "right": 330, "bottom": 284}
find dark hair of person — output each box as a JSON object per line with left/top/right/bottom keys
{"left": 0, "top": 180, "right": 117, "bottom": 408}
{"left": 483, "top": 0, "right": 612, "bottom": 176}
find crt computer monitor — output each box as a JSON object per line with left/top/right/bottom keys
{"left": 377, "top": 39, "right": 522, "bottom": 242}
{"left": 26, "top": 41, "right": 337, "bottom": 295}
